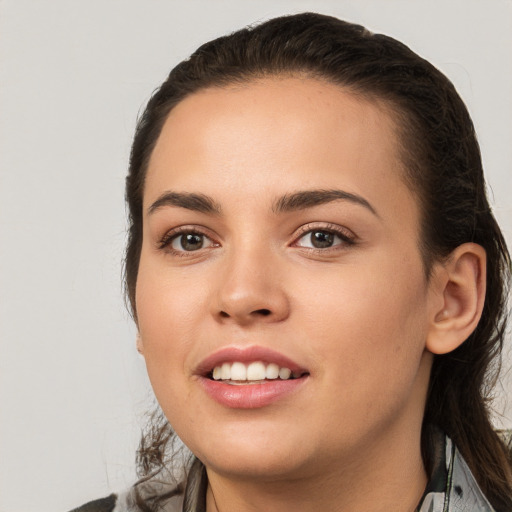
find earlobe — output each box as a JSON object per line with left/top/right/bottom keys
{"left": 426, "top": 243, "right": 486, "bottom": 355}
{"left": 136, "top": 333, "right": 144, "bottom": 355}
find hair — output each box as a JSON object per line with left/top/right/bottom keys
{"left": 124, "top": 12, "right": 512, "bottom": 510}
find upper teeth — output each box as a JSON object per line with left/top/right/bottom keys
{"left": 212, "top": 361, "right": 293, "bottom": 381}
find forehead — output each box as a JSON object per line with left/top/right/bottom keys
{"left": 145, "top": 77, "right": 416, "bottom": 225}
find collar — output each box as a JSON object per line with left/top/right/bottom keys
{"left": 416, "top": 429, "right": 495, "bottom": 511}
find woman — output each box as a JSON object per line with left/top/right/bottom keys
{"left": 73, "top": 12, "right": 511, "bottom": 512}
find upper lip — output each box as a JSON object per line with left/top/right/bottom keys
{"left": 195, "top": 345, "right": 308, "bottom": 376}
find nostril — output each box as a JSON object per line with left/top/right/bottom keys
{"left": 217, "top": 308, "right": 274, "bottom": 321}
{"left": 254, "top": 309, "right": 271, "bottom": 316}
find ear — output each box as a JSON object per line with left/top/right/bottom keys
{"left": 426, "top": 243, "right": 486, "bottom": 355}
{"left": 136, "top": 333, "right": 144, "bottom": 355}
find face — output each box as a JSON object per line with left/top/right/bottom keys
{"left": 136, "top": 77, "right": 437, "bottom": 482}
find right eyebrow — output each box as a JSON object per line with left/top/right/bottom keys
{"left": 147, "top": 191, "right": 222, "bottom": 216}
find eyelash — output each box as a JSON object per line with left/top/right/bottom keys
{"left": 292, "top": 223, "right": 356, "bottom": 252}
{"left": 158, "top": 223, "right": 355, "bottom": 256}
{"left": 158, "top": 226, "right": 218, "bottom": 257}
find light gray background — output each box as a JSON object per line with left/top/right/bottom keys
{"left": 1, "top": 1, "right": 511, "bottom": 511}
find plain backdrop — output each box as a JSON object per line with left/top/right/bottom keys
{"left": 0, "top": 1, "right": 511, "bottom": 510}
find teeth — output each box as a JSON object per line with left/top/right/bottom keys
{"left": 221, "top": 362, "right": 231, "bottom": 380}
{"left": 211, "top": 361, "right": 296, "bottom": 382}
{"left": 230, "top": 362, "right": 247, "bottom": 381}
{"left": 279, "top": 367, "right": 292, "bottom": 380}
{"left": 247, "top": 361, "right": 266, "bottom": 380}
{"left": 265, "top": 363, "right": 279, "bottom": 379}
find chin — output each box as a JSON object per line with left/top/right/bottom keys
{"left": 195, "top": 427, "right": 330, "bottom": 483}
{"left": 201, "top": 447, "right": 312, "bottom": 482}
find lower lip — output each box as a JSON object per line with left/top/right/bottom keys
{"left": 199, "top": 377, "right": 308, "bottom": 409}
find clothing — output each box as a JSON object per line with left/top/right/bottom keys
{"left": 70, "top": 431, "right": 498, "bottom": 512}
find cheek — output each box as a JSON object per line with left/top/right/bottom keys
{"left": 135, "top": 255, "right": 209, "bottom": 380}
{"left": 295, "top": 250, "right": 429, "bottom": 385}
{"left": 292, "top": 261, "right": 430, "bottom": 445}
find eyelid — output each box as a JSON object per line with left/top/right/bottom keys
{"left": 158, "top": 225, "right": 220, "bottom": 252}
{"left": 156, "top": 222, "right": 356, "bottom": 255}
{"left": 291, "top": 222, "right": 356, "bottom": 248}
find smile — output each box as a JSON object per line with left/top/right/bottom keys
{"left": 211, "top": 361, "right": 302, "bottom": 383}
{"left": 197, "top": 346, "right": 310, "bottom": 408}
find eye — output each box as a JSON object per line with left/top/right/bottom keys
{"left": 169, "top": 232, "right": 216, "bottom": 252}
{"left": 294, "top": 227, "right": 353, "bottom": 249}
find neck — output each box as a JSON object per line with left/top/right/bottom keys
{"left": 205, "top": 424, "right": 427, "bottom": 512}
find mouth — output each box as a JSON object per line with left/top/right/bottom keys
{"left": 208, "top": 360, "right": 308, "bottom": 385}
{"left": 196, "top": 346, "right": 310, "bottom": 408}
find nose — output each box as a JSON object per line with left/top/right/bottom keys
{"left": 211, "top": 247, "right": 290, "bottom": 326}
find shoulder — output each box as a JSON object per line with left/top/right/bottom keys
{"left": 68, "top": 485, "right": 185, "bottom": 512}
{"left": 68, "top": 494, "right": 117, "bottom": 512}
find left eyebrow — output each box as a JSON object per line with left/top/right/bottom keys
{"left": 272, "top": 189, "right": 379, "bottom": 217}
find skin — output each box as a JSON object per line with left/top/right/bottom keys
{"left": 135, "top": 77, "right": 485, "bottom": 512}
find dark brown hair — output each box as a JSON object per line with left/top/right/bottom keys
{"left": 125, "top": 12, "right": 512, "bottom": 510}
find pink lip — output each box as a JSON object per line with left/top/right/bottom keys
{"left": 199, "top": 377, "right": 308, "bottom": 408}
{"left": 195, "top": 345, "right": 309, "bottom": 409}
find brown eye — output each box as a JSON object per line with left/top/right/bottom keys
{"left": 295, "top": 229, "right": 350, "bottom": 249}
{"left": 310, "top": 231, "right": 334, "bottom": 248}
{"left": 171, "top": 233, "right": 213, "bottom": 252}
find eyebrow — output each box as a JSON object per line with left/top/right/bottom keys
{"left": 272, "top": 189, "right": 379, "bottom": 216}
{"left": 147, "top": 188, "right": 378, "bottom": 217}
{"left": 147, "top": 192, "right": 222, "bottom": 215}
